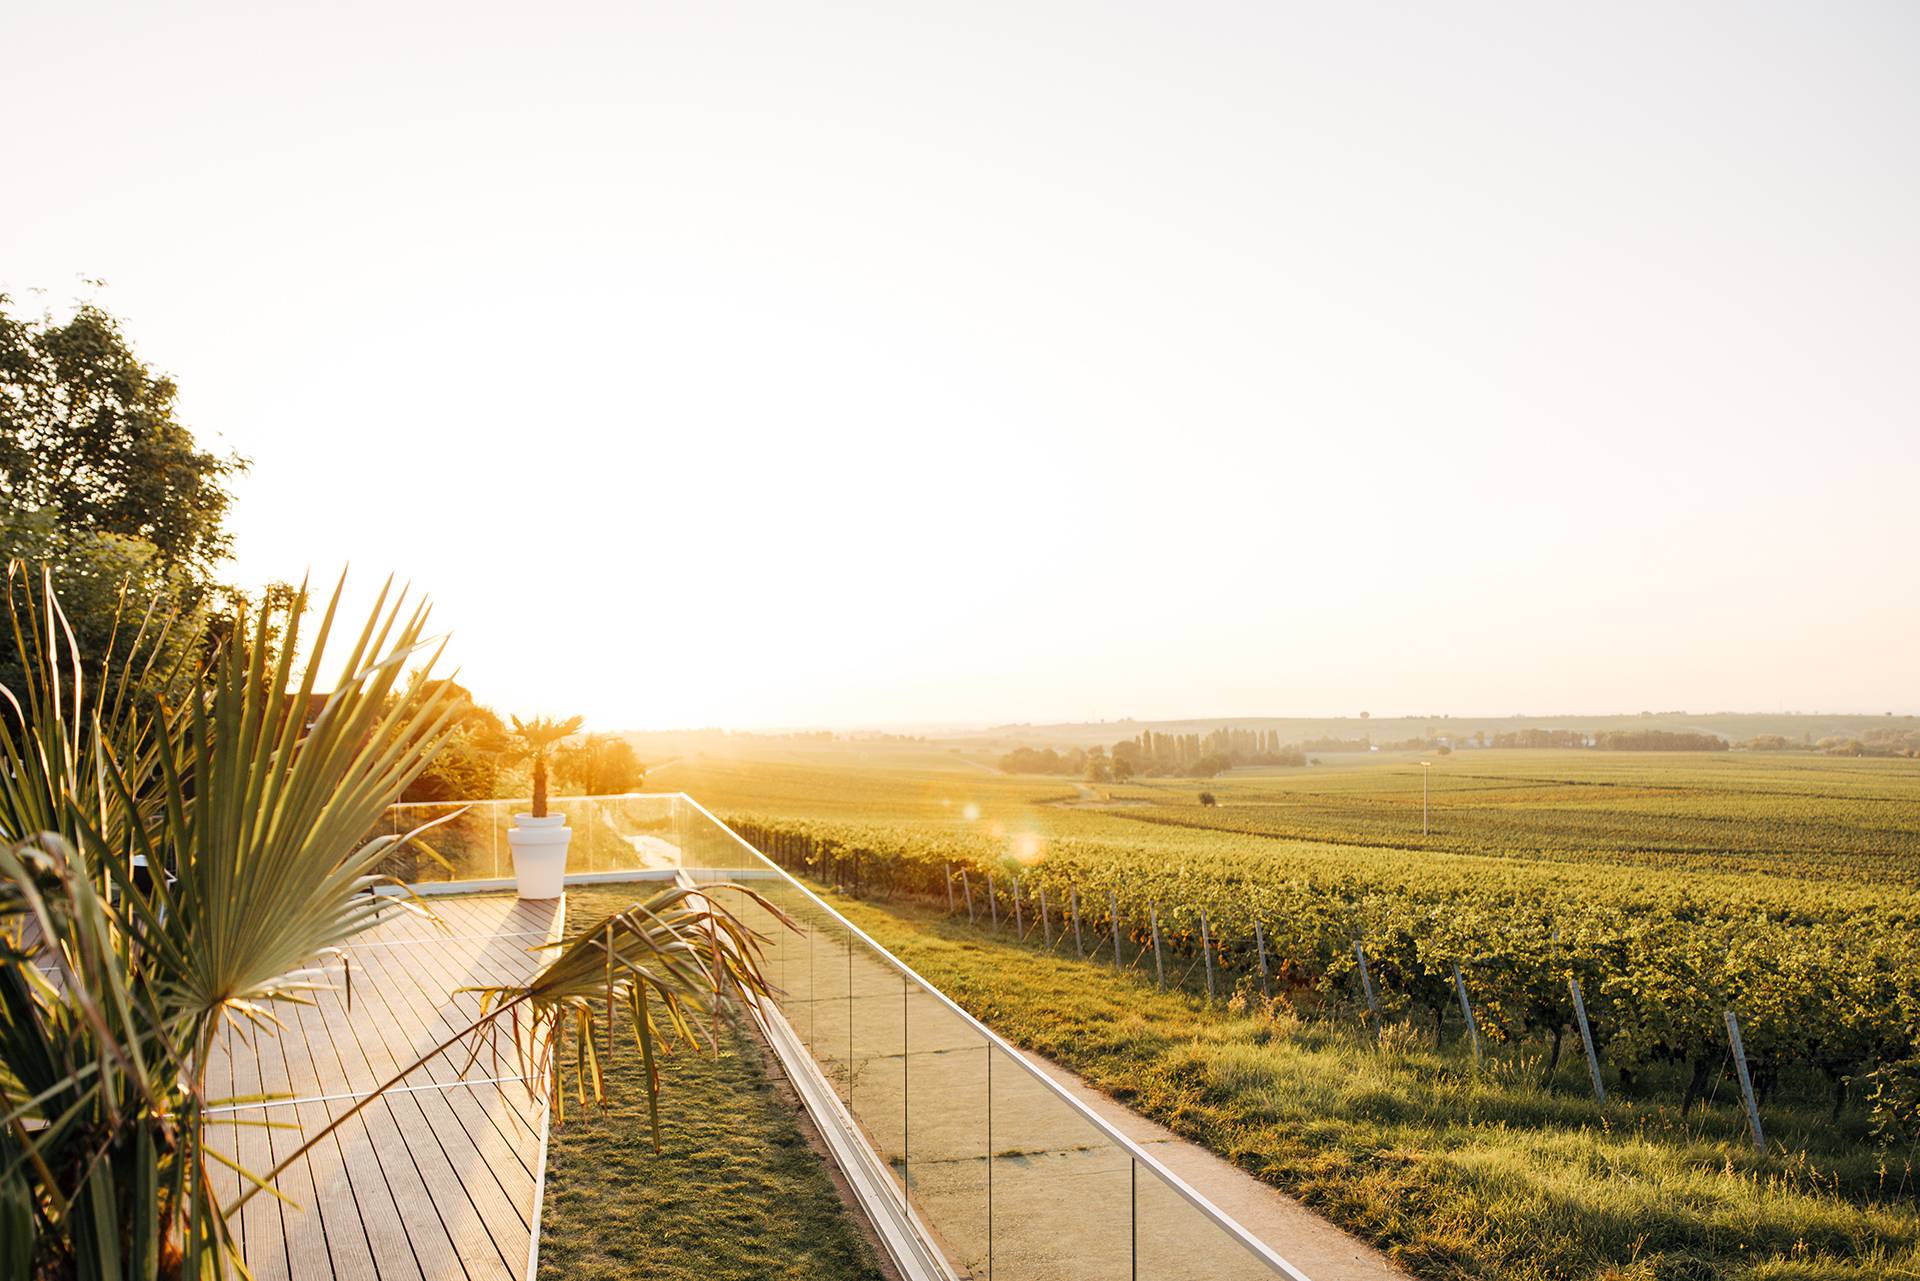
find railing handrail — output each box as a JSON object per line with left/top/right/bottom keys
{"left": 386, "top": 791, "right": 676, "bottom": 809}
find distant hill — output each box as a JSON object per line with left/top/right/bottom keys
{"left": 952, "top": 712, "right": 1920, "bottom": 751}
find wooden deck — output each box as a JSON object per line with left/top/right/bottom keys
{"left": 203, "top": 893, "right": 564, "bottom": 1281}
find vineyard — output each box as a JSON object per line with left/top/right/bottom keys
{"left": 1106, "top": 753, "right": 1920, "bottom": 885}
{"left": 654, "top": 748, "right": 1920, "bottom": 1150}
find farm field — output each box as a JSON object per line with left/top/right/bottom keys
{"left": 1104, "top": 751, "right": 1920, "bottom": 886}
{"left": 646, "top": 744, "right": 1920, "bottom": 1281}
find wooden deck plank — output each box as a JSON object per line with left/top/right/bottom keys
{"left": 335, "top": 934, "right": 541, "bottom": 1257}
{"left": 314, "top": 932, "right": 522, "bottom": 1280}
{"left": 313, "top": 944, "right": 522, "bottom": 1276}
{"left": 282, "top": 984, "right": 409, "bottom": 1281}
{"left": 196, "top": 890, "right": 558, "bottom": 1281}
{"left": 291, "top": 981, "right": 441, "bottom": 1281}
{"left": 357, "top": 904, "right": 550, "bottom": 1152}
{"left": 341, "top": 897, "right": 549, "bottom": 1267}
{"left": 357, "top": 899, "right": 551, "bottom": 1118}
{"left": 227, "top": 1014, "right": 289, "bottom": 1281}
{"left": 251, "top": 993, "right": 354, "bottom": 1281}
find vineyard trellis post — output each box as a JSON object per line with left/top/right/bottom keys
{"left": 962, "top": 868, "right": 975, "bottom": 925}
{"left": 1110, "top": 891, "right": 1122, "bottom": 968}
{"left": 1354, "top": 942, "right": 1381, "bottom": 1038}
{"left": 1070, "top": 886, "right": 1085, "bottom": 959}
{"left": 1014, "top": 876, "right": 1024, "bottom": 937}
{"left": 945, "top": 863, "right": 955, "bottom": 914}
{"left": 1254, "top": 919, "right": 1271, "bottom": 1000}
{"left": 1151, "top": 903, "right": 1166, "bottom": 989}
{"left": 1725, "top": 1009, "right": 1767, "bottom": 1155}
{"left": 987, "top": 870, "right": 999, "bottom": 932}
{"left": 1040, "top": 883, "right": 1054, "bottom": 948}
{"left": 1199, "top": 908, "right": 1216, "bottom": 1003}
{"left": 1452, "top": 962, "right": 1482, "bottom": 1066}
{"left": 1569, "top": 977, "right": 1604, "bottom": 1104}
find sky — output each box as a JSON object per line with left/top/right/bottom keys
{"left": 5, "top": 1, "right": 1917, "bottom": 730}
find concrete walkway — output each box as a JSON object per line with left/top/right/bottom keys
{"left": 1015, "top": 1049, "right": 1413, "bottom": 1281}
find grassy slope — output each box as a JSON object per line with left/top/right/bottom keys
{"left": 822, "top": 890, "right": 1919, "bottom": 1281}
{"left": 536, "top": 888, "right": 885, "bottom": 1281}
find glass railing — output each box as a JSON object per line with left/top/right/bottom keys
{"left": 378, "top": 793, "right": 1302, "bottom": 1281}
{"left": 376, "top": 794, "right": 684, "bottom": 882}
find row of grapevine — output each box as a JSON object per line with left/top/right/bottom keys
{"left": 728, "top": 814, "right": 1920, "bottom": 1146}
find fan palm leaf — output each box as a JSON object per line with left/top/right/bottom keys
{"left": 1, "top": 569, "right": 460, "bottom": 1278}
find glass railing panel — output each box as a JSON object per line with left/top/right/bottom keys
{"left": 705, "top": 879, "right": 794, "bottom": 1006}
{"left": 808, "top": 918, "right": 853, "bottom": 1102}
{"left": 376, "top": 794, "right": 686, "bottom": 884}
{"left": 1133, "top": 1160, "right": 1282, "bottom": 1280}
{"left": 986, "top": 1041, "right": 1131, "bottom": 1281}
{"left": 675, "top": 801, "right": 762, "bottom": 873}
{"left": 755, "top": 878, "right": 815, "bottom": 1042}
{"left": 382, "top": 800, "right": 507, "bottom": 882}
{"left": 549, "top": 795, "right": 681, "bottom": 874}
{"left": 905, "top": 977, "right": 990, "bottom": 1279}
{"left": 849, "top": 948, "right": 907, "bottom": 1199}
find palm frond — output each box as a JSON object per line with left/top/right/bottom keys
{"left": 468, "top": 881, "right": 791, "bottom": 1150}
{"left": 0, "top": 570, "right": 459, "bottom": 1277}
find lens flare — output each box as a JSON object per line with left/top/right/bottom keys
{"left": 1010, "top": 830, "right": 1045, "bottom": 864}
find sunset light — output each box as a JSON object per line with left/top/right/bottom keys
{"left": 4, "top": 5, "right": 1916, "bottom": 1281}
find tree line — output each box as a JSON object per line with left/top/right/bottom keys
{"left": 1000, "top": 729, "right": 1308, "bottom": 780}
{"left": 997, "top": 724, "right": 1746, "bottom": 779}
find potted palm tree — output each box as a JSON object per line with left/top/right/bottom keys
{"left": 502, "top": 714, "right": 584, "bottom": 898}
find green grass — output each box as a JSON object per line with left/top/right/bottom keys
{"left": 536, "top": 888, "right": 886, "bottom": 1281}
{"left": 821, "top": 889, "right": 1920, "bottom": 1281}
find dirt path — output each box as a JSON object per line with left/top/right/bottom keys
{"left": 1015, "top": 1048, "right": 1412, "bottom": 1281}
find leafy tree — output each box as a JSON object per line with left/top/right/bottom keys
{"left": 554, "top": 732, "right": 645, "bottom": 796}
{"left": 1189, "top": 753, "right": 1232, "bottom": 778}
{"left": 0, "top": 294, "right": 242, "bottom": 578}
{"left": 402, "top": 678, "right": 510, "bottom": 802}
{"left": 998, "top": 746, "right": 1088, "bottom": 775}
{"left": 0, "top": 293, "right": 248, "bottom": 699}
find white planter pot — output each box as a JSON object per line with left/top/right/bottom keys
{"left": 507, "top": 813, "right": 571, "bottom": 899}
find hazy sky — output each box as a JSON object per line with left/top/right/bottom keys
{"left": 6, "top": 1, "right": 1916, "bottom": 729}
